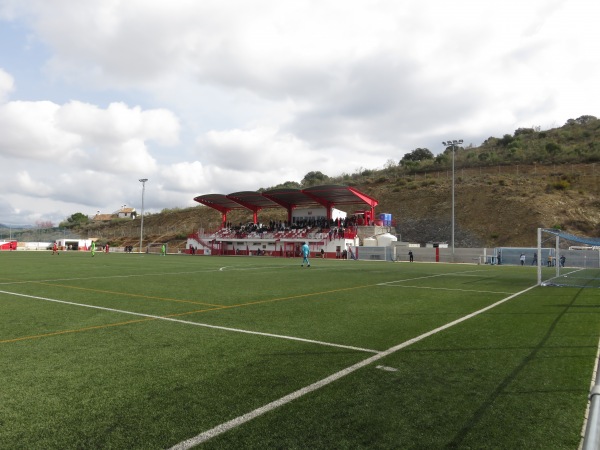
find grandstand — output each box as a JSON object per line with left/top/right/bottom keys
{"left": 188, "top": 185, "right": 390, "bottom": 258}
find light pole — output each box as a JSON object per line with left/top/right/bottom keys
{"left": 442, "top": 139, "right": 463, "bottom": 261}
{"left": 139, "top": 178, "right": 148, "bottom": 254}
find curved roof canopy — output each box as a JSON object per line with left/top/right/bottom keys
{"left": 194, "top": 184, "right": 378, "bottom": 226}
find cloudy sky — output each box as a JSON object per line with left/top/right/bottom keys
{"left": 0, "top": 0, "right": 598, "bottom": 226}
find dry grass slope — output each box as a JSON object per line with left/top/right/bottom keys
{"left": 82, "top": 163, "right": 600, "bottom": 249}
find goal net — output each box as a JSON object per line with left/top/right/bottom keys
{"left": 352, "top": 246, "right": 393, "bottom": 261}
{"left": 537, "top": 228, "right": 600, "bottom": 288}
{"left": 147, "top": 243, "right": 168, "bottom": 255}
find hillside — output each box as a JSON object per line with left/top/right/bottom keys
{"left": 69, "top": 161, "right": 599, "bottom": 250}
{"left": 372, "top": 163, "right": 599, "bottom": 247}
{"left": 38, "top": 116, "right": 600, "bottom": 248}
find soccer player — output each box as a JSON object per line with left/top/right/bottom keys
{"left": 52, "top": 242, "right": 59, "bottom": 255}
{"left": 90, "top": 241, "right": 96, "bottom": 257}
{"left": 301, "top": 242, "right": 310, "bottom": 267}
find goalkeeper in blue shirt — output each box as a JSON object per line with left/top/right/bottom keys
{"left": 301, "top": 242, "right": 310, "bottom": 267}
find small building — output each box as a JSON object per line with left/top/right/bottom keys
{"left": 92, "top": 213, "right": 114, "bottom": 222}
{"left": 116, "top": 207, "right": 136, "bottom": 219}
{"left": 92, "top": 207, "right": 137, "bottom": 222}
{"left": 55, "top": 238, "right": 94, "bottom": 251}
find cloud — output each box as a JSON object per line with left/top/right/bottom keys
{"left": 161, "top": 161, "right": 206, "bottom": 193}
{"left": 0, "top": 96, "right": 179, "bottom": 171}
{"left": 0, "top": 68, "right": 14, "bottom": 101}
{"left": 1, "top": 0, "right": 599, "bottom": 227}
{"left": 56, "top": 101, "right": 180, "bottom": 146}
{"left": 200, "top": 127, "right": 313, "bottom": 170}
{"left": 0, "top": 100, "right": 83, "bottom": 161}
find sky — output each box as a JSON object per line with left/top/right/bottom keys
{"left": 0, "top": 0, "right": 599, "bottom": 227}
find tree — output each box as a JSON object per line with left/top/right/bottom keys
{"left": 498, "top": 134, "right": 514, "bottom": 147}
{"left": 400, "top": 148, "right": 434, "bottom": 165}
{"left": 35, "top": 220, "right": 54, "bottom": 228}
{"left": 64, "top": 212, "right": 90, "bottom": 228}
{"left": 576, "top": 115, "right": 597, "bottom": 125}
{"left": 566, "top": 115, "right": 597, "bottom": 126}
{"left": 514, "top": 127, "right": 535, "bottom": 136}
{"left": 260, "top": 180, "right": 301, "bottom": 191}
{"left": 302, "top": 171, "right": 329, "bottom": 186}
{"left": 384, "top": 159, "right": 397, "bottom": 170}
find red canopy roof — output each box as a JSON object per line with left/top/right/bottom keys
{"left": 194, "top": 184, "right": 378, "bottom": 226}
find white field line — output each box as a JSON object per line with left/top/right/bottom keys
{"left": 378, "top": 284, "right": 514, "bottom": 295}
{"left": 376, "top": 269, "right": 490, "bottom": 286}
{"left": 0, "top": 289, "right": 379, "bottom": 354}
{"left": 168, "top": 284, "right": 538, "bottom": 449}
{"left": 0, "top": 266, "right": 292, "bottom": 285}
{"left": 580, "top": 334, "right": 600, "bottom": 447}
{"left": 0, "top": 263, "right": 332, "bottom": 286}
{"left": 0, "top": 265, "right": 485, "bottom": 286}
{"left": 0, "top": 271, "right": 223, "bottom": 285}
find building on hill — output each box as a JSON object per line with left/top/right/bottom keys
{"left": 93, "top": 213, "right": 114, "bottom": 222}
{"left": 116, "top": 207, "right": 136, "bottom": 219}
{"left": 92, "top": 207, "right": 137, "bottom": 222}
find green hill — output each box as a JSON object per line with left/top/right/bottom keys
{"left": 61, "top": 115, "right": 600, "bottom": 248}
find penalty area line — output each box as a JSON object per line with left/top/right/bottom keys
{"left": 168, "top": 284, "right": 538, "bottom": 449}
{"left": 377, "top": 284, "right": 514, "bottom": 295}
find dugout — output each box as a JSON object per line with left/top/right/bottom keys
{"left": 55, "top": 239, "right": 93, "bottom": 251}
{"left": 0, "top": 240, "right": 17, "bottom": 250}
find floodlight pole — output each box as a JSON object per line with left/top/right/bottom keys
{"left": 442, "top": 139, "right": 463, "bottom": 262}
{"left": 139, "top": 178, "right": 148, "bottom": 254}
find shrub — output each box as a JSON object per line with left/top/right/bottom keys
{"left": 550, "top": 180, "right": 570, "bottom": 190}
{"left": 546, "top": 142, "right": 561, "bottom": 155}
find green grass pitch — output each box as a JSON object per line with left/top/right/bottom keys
{"left": 1, "top": 251, "right": 598, "bottom": 449}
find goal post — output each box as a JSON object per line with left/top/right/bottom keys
{"left": 537, "top": 228, "right": 600, "bottom": 288}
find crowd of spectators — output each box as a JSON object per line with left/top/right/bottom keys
{"left": 218, "top": 216, "right": 359, "bottom": 240}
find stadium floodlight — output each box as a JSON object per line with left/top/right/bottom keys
{"left": 443, "top": 140, "right": 462, "bottom": 261}
{"left": 139, "top": 178, "right": 148, "bottom": 254}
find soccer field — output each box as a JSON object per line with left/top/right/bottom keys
{"left": 1, "top": 251, "right": 598, "bottom": 449}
